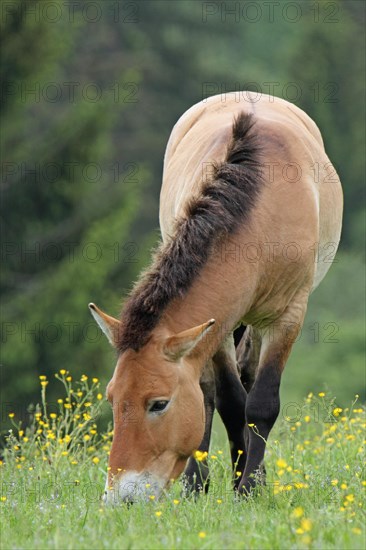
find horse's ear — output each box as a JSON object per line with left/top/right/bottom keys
{"left": 88, "top": 303, "right": 121, "bottom": 347}
{"left": 163, "top": 319, "right": 215, "bottom": 361}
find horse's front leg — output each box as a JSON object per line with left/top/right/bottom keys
{"left": 213, "top": 339, "right": 248, "bottom": 490}
{"left": 183, "top": 369, "right": 215, "bottom": 494}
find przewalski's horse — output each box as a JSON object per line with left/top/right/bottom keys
{"left": 89, "top": 92, "right": 343, "bottom": 503}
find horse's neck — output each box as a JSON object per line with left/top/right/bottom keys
{"left": 160, "top": 249, "right": 244, "bottom": 355}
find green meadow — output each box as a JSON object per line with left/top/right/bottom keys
{"left": 1, "top": 374, "right": 364, "bottom": 550}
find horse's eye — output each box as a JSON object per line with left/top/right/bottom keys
{"left": 148, "top": 400, "right": 169, "bottom": 414}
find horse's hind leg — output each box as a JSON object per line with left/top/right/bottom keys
{"left": 236, "top": 325, "right": 262, "bottom": 394}
{"left": 235, "top": 325, "right": 262, "bottom": 466}
{"left": 213, "top": 337, "right": 247, "bottom": 490}
{"left": 239, "top": 296, "right": 308, "bottom": 495}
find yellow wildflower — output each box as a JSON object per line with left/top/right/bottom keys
{"left": 292, "top": 507, "right": 304, "bottom": 518}
{"left": 276, "top": 458, "right": 287, "bottom": 469}
{"left": 92, "top": 457, "right": 100, "bottom": 465}
{"left": 59, "top": 369, "right": 66, "bottom": 375}
{"left": 194, "top": 450, "right": 208, "bottom": 462}
{"left": 300, "top": 518, "right": 312, "bottom": 532}
{"left": 97, "top": 393, "right": 103, "bottom": 400}
{"left": 198, "top": 532, "right": 206, "bottom": 539}
{"left": 155, "top": 511, "right": 162, "bottom": 517}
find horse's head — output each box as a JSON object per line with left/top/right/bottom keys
{"left": 89, "top": 303, "right": 215, "bottom": 504}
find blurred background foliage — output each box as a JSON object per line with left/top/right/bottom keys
{"left": 1, "top": 0, "right": 364, "bottom": 431}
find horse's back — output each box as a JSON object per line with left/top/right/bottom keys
{"left": 160, "top": 93, "right": 343, "bottom": 298}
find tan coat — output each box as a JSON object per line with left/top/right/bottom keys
{"left": 90, "top": 93, "right": 343, "bottom": 502}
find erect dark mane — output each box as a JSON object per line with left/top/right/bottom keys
{"left": 117, "top": 112, "right": 263, "bottom": 352}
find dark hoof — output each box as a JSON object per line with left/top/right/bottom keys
{"left": 238, "top": 465, "right": 266, "bottom": 496}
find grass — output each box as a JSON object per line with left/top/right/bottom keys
{"left": 1, "top": 372, "right": 365, "bottom": 549}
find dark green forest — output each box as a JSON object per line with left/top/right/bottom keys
{"left": 1, "top": 0, "right": 365, "bottom": 429}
